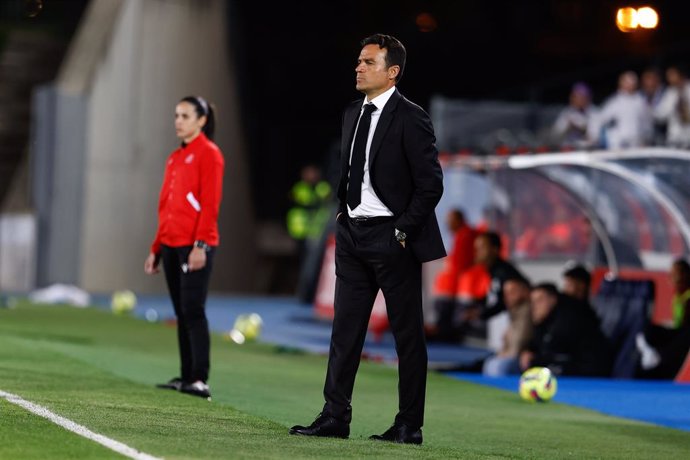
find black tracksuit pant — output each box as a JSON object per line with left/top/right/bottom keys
{"left": 161, "top": 244, "right": 214, "bottom": 383}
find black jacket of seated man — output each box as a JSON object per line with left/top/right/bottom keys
{"left": 527, "top": 290, "right": 613, "bottom": 377}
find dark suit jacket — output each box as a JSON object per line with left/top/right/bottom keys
{"left": 337, "top": 89, "right": 446, "bottom": 263}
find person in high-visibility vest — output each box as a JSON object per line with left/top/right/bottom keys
{"left": 286, "top": 164, "right": 334, "bottom": 302}
{"left": 286, "top": 165, "right": 332, "bottom": 244}
{"left": 636, "top": 258, "right": 690, "bottom": 379}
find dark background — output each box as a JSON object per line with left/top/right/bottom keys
{"left": 4, "top": 0, "right": 690, "bottom": 222}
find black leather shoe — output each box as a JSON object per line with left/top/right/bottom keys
{"left": 156, "top": 377, "right": 183, "bottom": 391}
{"left": 289, "top": 413, "right": 349, "bottom": 438}
{"left": 370, "top": 424, "right": 423, "bottom": 444}
{"left": 180, "top": 381, "right": 211, "bottom": 400}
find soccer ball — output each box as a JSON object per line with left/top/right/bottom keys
{"left": 228, "top": 313, "right": 263, "bottom": 344}
{"left": 111, "top": 290, "right": 137, "bottom": 315}
{"left": 519, "top": 367, "right": 557, "bottom": 402}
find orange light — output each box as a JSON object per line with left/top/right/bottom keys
{"left": 616, "top": 7, "right": 638, "bottom": 33}
{"left": 415, "top": 13, "right": 438, "bottom": 33}
{"left": 616, "top": 6, "right": 659, "bottom": 32}
{"left": 637, "top": 6, "right": 659, "bottom": 29}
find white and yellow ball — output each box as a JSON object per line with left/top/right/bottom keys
{"left": 228, "top": 313, "right": 263, "bottom": 344}
{"left": 519, "top": 367, "right": 557, "bottom": 402}
{"left": 111, "top": 289, "right": 137, "bottom": 315}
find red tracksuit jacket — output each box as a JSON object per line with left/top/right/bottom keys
{"left": 151, "top": 132, "right": 224, "bottom": 254}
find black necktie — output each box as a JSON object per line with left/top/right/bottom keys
{"left": 347, "top": 103, "right": 376, "bottom": 210}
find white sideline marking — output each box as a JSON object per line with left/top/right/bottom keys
{"left": 0, "top": 389, "right": 163, "bottom": 460}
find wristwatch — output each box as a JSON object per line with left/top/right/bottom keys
{"left": 194, "top": 240, "right": 211, "bottom": 252}
{"left": 395, "top": 229, "right": 407, "bottom": 243}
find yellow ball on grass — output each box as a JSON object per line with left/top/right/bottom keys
{"left": 111, "top": 290, "right": 137, "bottom": 315}
{"left": 519, "top": 367, "right": 558, "bottom": 402}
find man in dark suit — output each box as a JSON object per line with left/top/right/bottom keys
{"left": 289, "top": 33, "right": 445, "bottom": 445}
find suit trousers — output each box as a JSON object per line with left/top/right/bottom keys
{"left": 323, "top": 217, "right": 428, "bottom": 428}
{"left": 161, "top": 244, "right": 215, "bottom": 383}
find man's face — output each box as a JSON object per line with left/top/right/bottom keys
{"left": 570, "top": 91, "right": 590, "bottom": 110}
{"left": 642, "top": 71, "right": 660, "bottom": 93}
{"left": 355, "top": 44, "right": 397, "bottom": 99}
{"left": 619, "top": 72, "right": 638, "bottom": 93}
{"left": 667, "top": 68, "right": 682, "bottom": 87}
{"left": 562, "top": 277, "right": 587, "bottom": 301}
{"left": 530, "top": 288, "right": 556, "bottom": 325}
{"left": 474, "top": 236, "right": 492, "bottom": 265}
{"left": 503, "top": 280, "right": 528, "bottom": 310}
{"left": 447, "top": 212, "right": 461, "bottom": 232}
{"left": 670, "top": 263, "right": 689, "bottom": 291}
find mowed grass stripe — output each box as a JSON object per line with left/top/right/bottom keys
{"left": 1, "top": 303, "right": 690, "bottom": 459}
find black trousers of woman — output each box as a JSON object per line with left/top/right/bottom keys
{"left": 161, "top": 244, "right": 215, "bottom": 383}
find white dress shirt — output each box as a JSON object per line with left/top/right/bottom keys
{"left": 347, "top": 86, "right": 396, "bottom": 218}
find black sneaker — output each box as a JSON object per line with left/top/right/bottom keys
{"left": 156, "top": 377, "right": 183, "bottom": 391}
{"left": 180, "top": 381, "right": 211, "bottom": 400}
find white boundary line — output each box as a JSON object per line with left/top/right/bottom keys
{"left": 0, "top": 389, "right": 163, "bottom": 460}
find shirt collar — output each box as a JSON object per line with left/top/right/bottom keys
{"left": 363, "top": 86, "right": 396, "bottom": 112}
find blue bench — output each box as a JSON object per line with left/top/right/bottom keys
{"left": 592, "top": 278, "right": 655, "bottom": 378}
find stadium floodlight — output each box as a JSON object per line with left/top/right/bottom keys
{"left": 637, "top": 6, "right": 659, "bottom": 29}
{"left": 616, "top": 6, "right": 659, "bottom": 32}
{"left": 616, "top": 7, "right": 638, "bottom": 32}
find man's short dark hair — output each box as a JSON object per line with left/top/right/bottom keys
{"left": 563, "top": 264, "right": 591, "bottom": 287}
{"left": 673, "top": 258, "right": 690, "bottom": 277}
{"left": 361, "top": 33, "right": 406, "bottom": 83}
{"left": 504, "top": 274, "right": 531, "bottom": 290}
{"left": 449, "top": 208, "right": 465, "bottom": 222}
{"left": 532, "top": 282, "right": 559, "bottom": 299}
{"left": 669, "top": 63, "right": 689, "bottom": 77}
{"left": 478, "top": 231, "right": 502, "bottom": 251}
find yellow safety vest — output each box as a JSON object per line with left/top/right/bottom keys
{"left": 672, "top": 289, "right": 690, "bottom": 328}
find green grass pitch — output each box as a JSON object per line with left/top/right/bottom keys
{"left": 1, "top": 303, "right": 689, "bottom": 459}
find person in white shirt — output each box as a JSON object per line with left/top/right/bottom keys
{"left": 551, "top": 82, "right": 598, "bottom": 149}
{"left": 640, "top": 67, "right": 666, "bottom": 146}
{"left": 654, "top": 64, "right": 690, "bottom": 148}
{"left": 589, "top": 71, "right": 651, "bottom": 150}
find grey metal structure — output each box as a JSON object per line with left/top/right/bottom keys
{"left": 435, "top": 149, "right": 690, "bottom": 277}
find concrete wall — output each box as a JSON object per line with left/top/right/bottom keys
{"left": 45, "top": 0, "right": 256, "bottom": 293}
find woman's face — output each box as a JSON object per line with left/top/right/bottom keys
{"left": 174, "top": 102, "right": 206, "bottom": 142}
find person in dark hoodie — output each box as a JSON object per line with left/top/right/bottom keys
{"left": 561, "top": 263, "right": 603, "bottom": 327}
{"left": 520, "top": 283, "right": 613, "bottom": 377}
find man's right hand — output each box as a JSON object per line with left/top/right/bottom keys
{"left": 144, "top": 252, "right": 160, "bottom": 275}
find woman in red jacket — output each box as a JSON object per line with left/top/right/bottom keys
{"left": 144, "top": 95, "right": 224, "bottom": 400}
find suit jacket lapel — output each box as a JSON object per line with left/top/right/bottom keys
{"left": 368, "top": 89, "right": 400, "bottom": 167}
{"left": 341, "top": 102, "right": 361, "bottom": 170}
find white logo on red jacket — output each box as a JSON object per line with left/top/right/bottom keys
{"left": 185, "top": 153, "right": 195, "bottom": 164}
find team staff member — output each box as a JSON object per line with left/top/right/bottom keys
{"left": 144, "top": 96, "right": 224, "bottom": 400}
{"left": 290, "top": 33, "right": 445, "bottom": 445}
